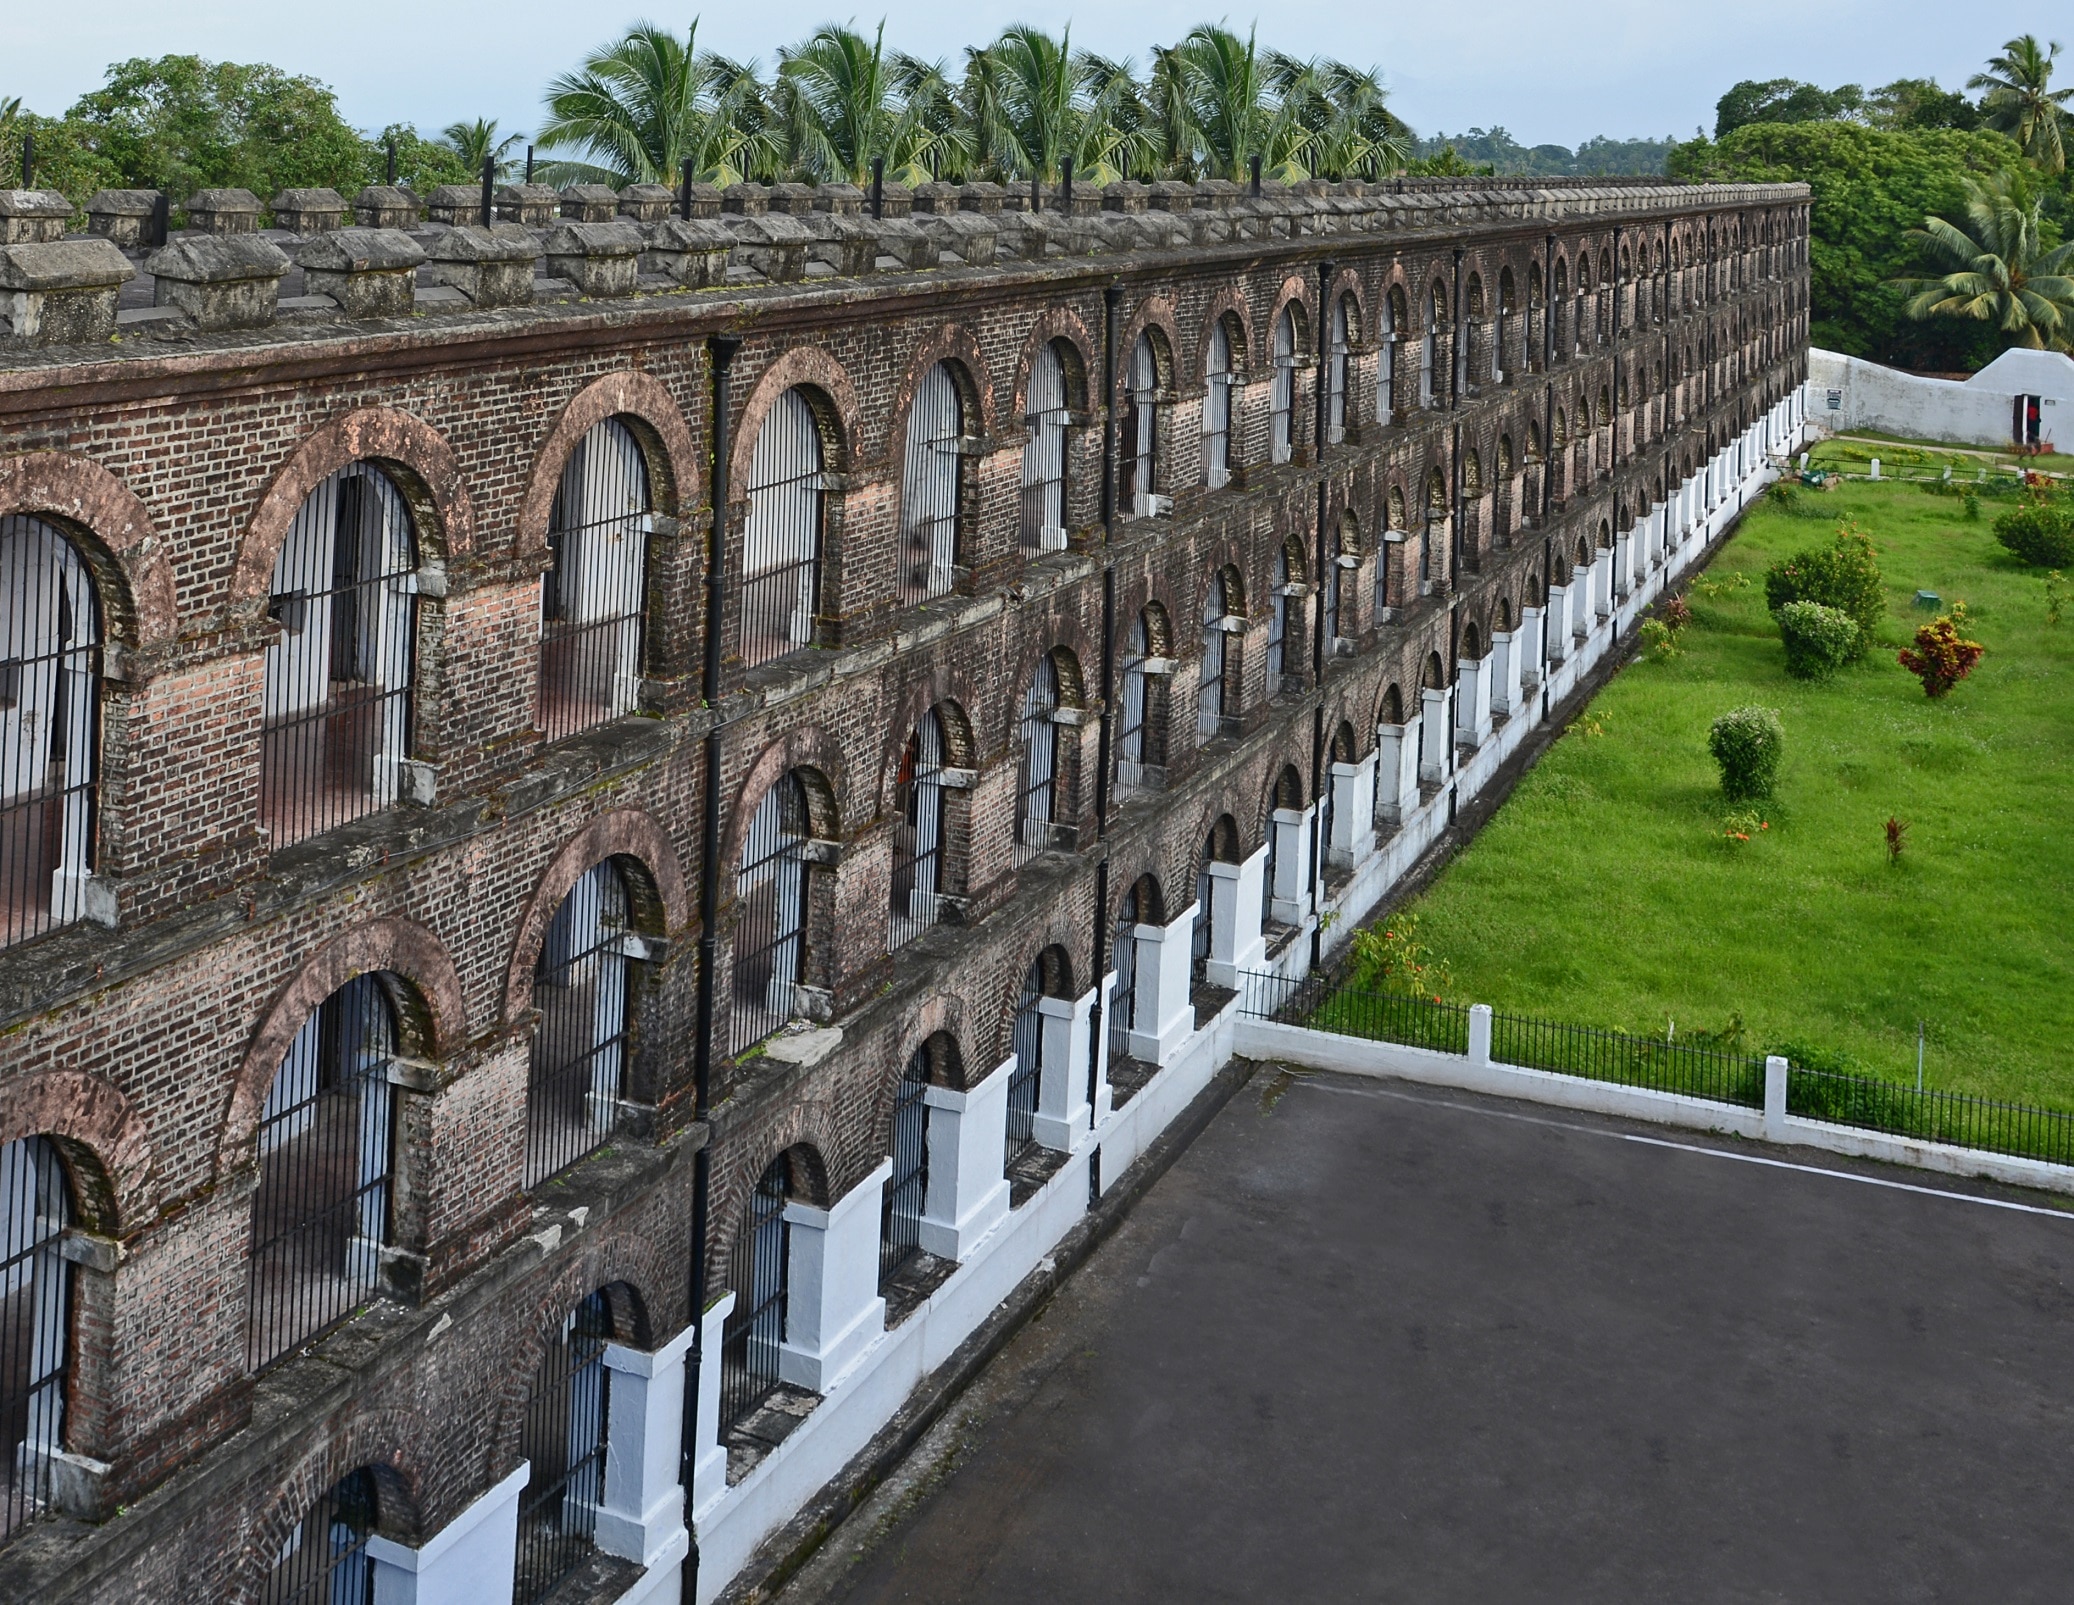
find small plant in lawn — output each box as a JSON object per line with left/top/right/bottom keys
{"left": 1776, "top": 600, "right": 1859, "bottom": 680}
{"left": 1569, "top": 712, "right": 1609, "bottom": 739}
{"left": 2048, "top": 571, "right": 2065, "bottom": 626}
{"left": 1689, "top": 570, "right": 1749, "bottom": 600}
{"left": 1721, "top": 808, "right": 1769, "bottom": 846}
{"left": 1659, "top": 594, "right": 1693, "bottom": 630}
{"left": 1708, "top": 705, "right": 1784, "bottom": 800}
{"left": 1884, "top": 815, "right": 1907, "bottom": 865}
{"left": 1351, "top": 912, "right": 1453, "bottom": 1000}
{"left": 1897, "top": 612, "right": 1985, "bottom": 698}
{"left": 1992, "top": 495, "right": 2074, "bottom": 568}
{"left": 1764, "top": 521, "right": 1883, "bottom": 659}
{"left": 1963, "top": 489, "right": 1982, "bottom": 521}
{"left": 1638, "top": 618, "right": 1680, "bottom": 660}
{"left": 1767, "top": 481, "right": 1799, "bottom": 513}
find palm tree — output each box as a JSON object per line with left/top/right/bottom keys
{"left": 1968, "top": 35, "right": 2073, "bottom": 173}
{"left": 965, "top": 26, "right": 1156, "bottom": 184}
{"left": 1897, "top": 172, "right": 2074, "bottom": 350}
{"left": 776, "top": 22, "right": 971, "bottom": 185}
{"left": 441, "top": 119, "right": 525, "bottom": 181}
{"left": 1302, "top": 61, "right": 1412, "bottom": 180}
{"left": 537, "top": 21, "right": 778, "bottom": 186}
{"left": 1158, "top": 24, "right": 1318, "bottom": 182}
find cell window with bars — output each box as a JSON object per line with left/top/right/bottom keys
{"left": 247, "top": 975, "right": 396, "bottom": 1372}
{"left": 1013, "top": 658, "right": 1058, "bottom": 867}
{"left": 260, "top": 466, "right": 419, "bottom": 850}
{"left": 538, "top": 419, "right": 651, "bottom": 742}
{"left": 526, "top": 861, "right": 634, "bottom": 1188}
{"left": 0, "top": 1135, "right": 71, "bottom": 1544}
{"left": 515, "top": 1292, "right": 612, "bottom": 1605}
{"left": 1108, "top": 890, "right": 1140, "bottom": 1066}
{"left": 731, "top": 773, "right": 810, "bottom": 1054}
{"left": 879, "top": 1050, "right": 930, "bottom": 1289}
{"left": 721, "top": 1156, "right": 791, "bottom": 1431}
{"left": 1121, "top": 334, "right": 1159, "bottom": 515}
{"left": 1203, "top": 319, "right": 1235, "bottom": 488}
{"left": 1116, "top": 615, "right": 1150, "bottom": 794}
{"left": 1271, "top": 307, "right": 1298, "bottom": 464}
{"left": 1004, "top": 964, "right": 1044, "bottom": 1170}
{"left": 741, "top": 388, "right": 824, "bottom": 669}
{"left": 1198, "top": 572, "right": 1231, "bottom": 743}
{"left": 901, "top": 364, "right": 963, "bottom": 601}
{"left": 1021, "top": 342, "right": 1070, "bottom": 550}
{"left": 0, "top": 516, "right": 101, "bottom": 954}
{"left": 258, "top": 1467, "right": 380, "bottom": 1605}
{"left": 1327, "top": 297, "right": 1350, "bottom": 444}
{"left": 1192, "top": 843, "right": 1216, "bottom": 983}
{"left": 889, "top": 710, "right": 946, "bottom": 949}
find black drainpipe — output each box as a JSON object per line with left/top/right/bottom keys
{"left": 1088, "top": 282, "right": 1121, "bottom": 1143}
{"left": 1308, "top": 260, "right": 1333, "bottom": 972}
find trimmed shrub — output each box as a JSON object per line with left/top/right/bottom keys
{"left": 1992, "top": 499, "right": 2074, "bottom": 568}
{"left": 1763, "top": 525, "right": 1883, "bottom": 658}
{"left": 1708, "top": 705, "right": 1784, "bottom": 800}
{"left": 1897, "top": 615, "right": 1984, "bottom": 698}
{"left": 1776, "top": 600, "right": 1859, "bottom": 680}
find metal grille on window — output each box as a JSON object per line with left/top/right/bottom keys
{"left": 721, "top": 1157, "right": 790, "bottom": 1430}
{"left": 1198, "top": 574, "right": 1230, "bottom": 742}
{"left": 526, "top": 861, "right": 632, "bottom": 1188}
{"left": 1317, "top": 773, "right": 1335, "bottom": 881}
{"left": 731, "top": 775, "right": 809, "bottom": 1053}
{"left": 1191, "top": 837, "right": 1215, "bottom": 982}
{"left": 1005, "top": 964, "right": 1042, "bottom": 1168}
{"left": 1377, "top": 296, "right": 1397, "bottom": 425}
{"left": 1270, "top": 308, "right": 1296, "bottom": 463}
{"left": 1021, "top": 343, "right": 1069, "bottom": 549}
{"left": 0, "top": 517, "right": 100, "bottom": 954}
{"left": 741, "top": 388, "right": 823, "bottom": 669}
{"left": 1322, "top": 528, "right": 1340, "bottom": 647}
{"left": 889, "top": 710, "right": 945, "bottom": 948}
{"left": 538, "top": 419, "right": 650, "bottom": 742}
{"left": 1203, "top": 320, "right": 1233, "bottom": 488}
{"left": 261, "top": 466, "right": 418, "bottom": 849}
{"left": 1116, "top": 615, "right": 1149, "bottom": 793}
{"left": 1261, "top": 818, "right": 1277, "bottom": 925}
{"left": 1107, "top": 889, "right": 1138, "bottom": 1065}
{"left": 1266, "top": 547, "right": 1289, "bottom": 696}
{"left": 0, "top": 1136, "right": 70, "bottom": 1543}
{"left": 1014, "top": 658, "right": 1058, "bottom": 867}
{"left": 880, "top": 1051, "right": 929, "bottom": 1288}
{"left": 514, "top": 1292, "right": 612, "bottom": 1605}
{"left": 247, "top": 975, "right": 396, "bottom": 1371}
{"left": 901, "top": 363, "right": 962, "bottom": 600}
{"left": 1123, "top": 335, "right": 1158, "bottom": 515}
{"left": 1420, "top": 290, "right": 1439, "bottom": 406}
{"left": 1326, "top": 298, "right": 1349, "bottom": 444}
{"left": 258, "top": 1467, "right": 379, "bottom": 1605}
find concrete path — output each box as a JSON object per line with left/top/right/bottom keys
{"left": 781, "top": 1066, "right": 2074, "bottom": 1605}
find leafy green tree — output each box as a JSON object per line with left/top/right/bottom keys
{"left": 441, "top": 118, "right": 525, "bottom": 182}
{"left": 961, "top": 26, "right": 1154, "bottom": 184}
{"left": 1865, "top": 78, "right": 1981, "bottom": 132}
{"left": 1714, "top": 78, "right": 1864, "bottom": 139}
{"left": 1284, "top": 59, "right": 1410, "bottom": 180}
{"left": 537, "top": 21, "right": 777, "bottom": 186}
{"left": 1898, "top": 171, "right": 2074, "bottom": 350}
{"left": 775, "top": 22, "right": 970, "bottom": 185}
{"left": 1969, "top": 35, "right": 2072, "bottom": 173}
{"left": 370, "top": 123, "right": 475, "bottom": 192}
{"left": 0, "top": 111, "right": 120, "bottom": 206}
{"left": 1153, "top": 24, "right": 1318, "bottom": 182}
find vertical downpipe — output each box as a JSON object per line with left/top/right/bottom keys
{"left": 1089, "top": 282, "right": 1121, "bottom": 1139}
{"left": 1308, "top": 261, "right": 1333, "bottom": 971}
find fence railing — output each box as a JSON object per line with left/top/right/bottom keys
{"left": 1240, "top": 970, "right": 2074, "bottom": 1170}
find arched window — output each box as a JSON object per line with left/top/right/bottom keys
{"left": 1378, "top": 287, "right": 1404, "bottom": 424}
{"left": 1021, "top": 341, "right": 1070, "bottom": 550}
{"left": 515, "top": 1290, "right": 613, "bottom": 1604}
{"left": 1422, "top": 467, "right": 1448, "bottom": 587}
{"left": 1108, "top": 878, "right": 1160, "bottom": 1066}
{"left": 1495, "top": 267, "right": 1514, "bottom": 383}
{"left": 248, "top": 973, "right": 397, "bottom": 1370}
{"left": 1007, "top": 961, "right": 1046, "bottom": 1169}
{"left": 1324, "top": 514, "right": 1351, "bottom": 647}
{"left": 1117, "top": 611, "right": 1163, "bottom": 795}
{"left": 1267, "top": 539, "right": 1300, "bottom": 696}
{"left": 1378, "top": 487, "right": 1404, "bottom": 615}
{"left": 881, "top": 1046, "right": 932, "bottom": 1288}
{"left": 1014, "top": 656, "right": 1059, "bottom": 866}
{"left": 733, "top": 774, "right": 811, "bottom": 1053}
{"left": 741, "top": 387, "right": 824, "bottom": 668}
{"left": 261, "top": 464, "right": 418, "bottom": 847}
{"left": 902, "top": 362, "right": 963, "bottom": 601}
{"left": 1203, "top": 317, "right": 1237, "bottom": 488}
{"left": 1198, "top": 570, "right": 1235, "bottom": 742}
{"left": 0, "top": 1135, "right": 71, "bottom": 1541}
{"left": 1270, "top": 305, "right": 1298, "bottom": 464}
{"left": 891, "top": 708, "right": 947, "bottom": 947}
{"left": 1421, "top": 283, "right": 1443, "bottom": 407}
{"left": 722, "top": 1153, "right": 793, "bottom": 1431}
{"left": 526, "top": 861, "right": 634, "bottom": 1187}
{"left": 1, "top": 515, "right": 100, "bottom": 952}
{"left": 538, "top": 418, "right": 650, "bottom": 741}
{"left": 1193, "top": 819, "right": 1238, "bottom": 983}
{"left": 1325, "top": 295, "right": 1351, "bottom": 444}
{"left": 1122, "top": 334, "right": 1160, "bottom": 515}
{"left": 260, "top": 1467, "right": 380, "bottom": 1605}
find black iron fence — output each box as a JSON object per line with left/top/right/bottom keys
{"left": 1788, "top": 1067, "right": 2074, "bottom": 1169}
{"left": 1248, "top": 968, "right": 1469, "bottom": 1055}
{"left": 1490, "top": 1009, "right": 1765, "bottom": 1109}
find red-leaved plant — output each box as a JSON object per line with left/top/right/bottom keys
{"left": 1897, "top": 613, "right": 1983, "bottom": 699}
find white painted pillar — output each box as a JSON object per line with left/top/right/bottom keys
{"left": 779, "top": 1158, "right": 889, "bottom": 1393}
{"left": 1372, "top": 723, "right": 1411, "bottom": 826}
{"left": 687, "top": 1293, "right": 734, "bottom": 1522}
{"left": 1418, "top": 686, "right": 1452, "bottom": 783}
{"left": 596, "top": 1323, "right": 696, "bottom": 1593}
{"left": 1204, "top": 847, "right": 1267, "bottom": 986}
{"left": 1032, "top": 990, "right": 1093, "bottom": 1151}
{"left": 1613, "top": 530, "right": 1633, "bottom": 600}
{"left": 1328, "top": 756, "right": 1373, "bottom": 867}
{"left": 1269, "top": 806, "right": 1312, "bottom": 926}
{"left": 1544, "top": 582, "right": 1571, "bottom": 663}
{"left": 1517, "top": 607, "right": 1545, "bottom": 688}
{"left": 1128, "top": 904, "right": 1200, "bottom": 1064}
{"left": 1454, "top": 657, "right": 1491, "bottom": 747}
{"left": 919, "top": 1063, "right": 1011, "bottom": 1261}
{"left": 367, "top": 1463, "right": 528, "bottom": 1605}
{"left": 1489, "top": 631, "right": 1516, "bottom": 716}
{"left": 1591, "top": 549, "right": 1614, "bottom": 622}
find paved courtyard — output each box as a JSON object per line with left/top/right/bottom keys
{"left": 782, "top": 1066, "right": 2074, "bottom": 1604}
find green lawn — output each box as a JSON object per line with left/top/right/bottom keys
{"left": 1809, "top": 433, "right": 2074, "bottom": 478}
{"left": 1364, "top": 479, "right": 2074, "bottom": 1107}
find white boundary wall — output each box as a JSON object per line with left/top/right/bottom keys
{"left": 1807, "top": 346, "right": 2071, "bottom": 449}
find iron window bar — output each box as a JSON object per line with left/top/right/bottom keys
{"left": 525, "top": 861, "right": 633, "bottom": 1188}
{"left": 1197, "top": 574, "right": 1230, "bottom": 742}
{"left": 1270, "top": 307, "right": 1297, "bottom": 463}
{"left": 1191, "top": 847, "right": 1215, "bottom": 982}
{"left": 1005, "top": 965, "right": 1043, "bottom": 1169}
{"left": 1203, "top": 320, "right": 1234, "bottom": 488}
{"left": 258, "top": 1467, "right": 380, "bottom": 1605}
{"left": 1326, "top": 297, "right": 1349, "bottom": 444}
{"left": 1107, "top": 892, "right": 1139, "bottom": 1065}
{"left": 1122, "top": 334, "right": 1159, "bottom": 516}
{"left": 731, "top": 774, "right": 810, "bottom": 1054}
{"left": 0, "top": 1136, "right": 70, "bottom": 1543}
{"left": 1021, "top": 342, "right": 1070, "bottom": 549}
{"left": 721, "top": 1157, "right": 790, "bottom": 1432}
{"left": 889, "top": 711, "right": 946, "bottom": 949}
{"left": 1115, "top": 616, "right": 1151, "bottom": 797}
{"left": 1013, "top": 659, "right": 1058, "bottom": 867}
{"left": 515, "top": 1292, "right": 612, "bottom": 1605}
{"left": 880, "top": 1050, "right": 929, "bottom": 1287}
{"left": 538, "top": 419, "right": 651, "bottom": 742}
{"left": 741, "top": 388, "right": 823, "bottom": 669}
{"left": 900, "top": 364, "right": 962, "bottom": 601}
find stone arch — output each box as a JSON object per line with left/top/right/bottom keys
{"left": 887, "top": 323, "right": 997, "bottom": 462}
{"left": 502, "top": 810, "right": 689, "bottom": 1022}
{"left": 0, "top": 1071, "right": 157, "bottom": 1236}
{"left": 232, "top": 1419, "right": 431, "bottom": 1604}
{"left": 722, "top": 728, "right": 847, "bottom": 868}
{"left": 729, "top": 346, "right": 860, "bottom": 497}
{"left": 1197, "top": 286, "right": 1256, "bottom": 375}
{"left": 1010, "top": 308, "right": 1095, "bottom": 415}
{"left": 230, "top": 407, "right": 475, "bottom": 607}
{"left": 1267, "top": 275, "right": 1317, "bottom": 357}
{"left": 879, "top": 690, "right": 979, "bottom": 812}
{"left": 1378, "top": 682, "right": 1405, "bottom": 725}
{"left": 1115, "top": 296, "right": 1182, "bottom": 400}
{"left": 0, "top": 450, "right": 173, "bottom": 649}
{"left": 1326, "top": 265, "right": 1369, "bottom": 344}
{"left": 1460, "top": 619, "right": 1483, "bottom": 659}
{"left": 516, "top": 370, "right": 700, "bottom": 567}
{"left": 709, "top": 1135, "right": 836, "bottom": 1293}
{"left": 1422, "top": 651, "right": 1445, "bottom": 690}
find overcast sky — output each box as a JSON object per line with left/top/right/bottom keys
{"left": 3, "top": 3, "right": 2048, "bottom": 150}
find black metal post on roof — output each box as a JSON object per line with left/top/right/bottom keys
{"left": 870, "top": 156, "right": 884, "bottom": 220}
{"left": 1249, "top": 153, "right": 1262, "bottom": 197}
{"left": 21, "top": 133, "right": 32, "bottom": 189}
{"left": 385, "top": 138, "right": 396, "bottom": 186}
{"left": 680, "top": 159, "right": 694, "bottom": 221}
{"left": 148, "top": 192, "right": 169, "bottom": 249}
{"left": 480, "top": 156, "right": 494, "bottom": 228}
{"left": 1060, "top": 155, "right": 1073, "bottom": 212}
{"left": 1031, "top": 169, "right": 1040, "bottom": 213}
{"left": 525, "top": 145, "right": 535, "bottom": 184}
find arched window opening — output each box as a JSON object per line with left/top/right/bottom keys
{"left": 526, "top": 860, "right": 634, "bottom": 1187}
{"left": 1270, "top": 306, "right": 1299, "bottom": 464}
{"left": 1378, "top": 286, "right": 1405, "bottom": 424}
{"left": 260, "top": 1467, "right": 380, "bottom": 1605}
{"left": 1203, "top": 317, "right": 1238, "bottom": 488}
{"left": 721, "top": 1154, "right": 792, "bottom": 1432}
{"left": 881, "top": 1046, "right": 933, "bottom": 1288}
{"left": 1326, "top": 512, "right": 1355, "bottom": 648}
{"left": 538, "top": 418, "right": 650, "bottom": 742}
{"left": 1495, "top": 267, "right": 1514, "bottom": 383}
{"left": 515, "top": 1291, "right": 613, "bottom": 1604}
{"left": 741, "top": 387, "right": 824, "bottom": 668}
{"left": 1117, "top": 610, "right": 1166, "bottom": 795}
{"left": 1198, "top": 570, "right": 1236, "bottom": 743}
{"left": 902, "top": 363, "right": 964, "bottom": 601}
{"left": 1326, "top": 296, "right": 1351, "bottom": 444}
{"left": 1021, "top": 341, "right": 1071, "bottom": 550}
{"left": 1192, "top": 822, "right": 1238, "bottom": 983}
{"left": 1379, "top": 487, "right": 1405, "bottom": 615}
{"left": 261, "top": 465, "right": 418, "bottom": 848}
{"left": 0, "top": 1136, "right": 71, "bottom": 1542}
{"left": 1267, "top": 540, "right": 1301, "bottom": 697}
{"left": 1, "top": 516, "right": 101, "bottom": 953}
{"left": 1014, "top": 656, "right": 1060, "bottom": 866}
{"left": 733, "top": 774, "right": 811, "bottom": 1053}
{"left": 1421, "top": 283, "right": 1444, "bottom": 407}
{"left": 890, "top": 709, "right": 947, "bottom": 947}
{"left": 248, "top": 974, "right": 397, "bottom": 1370}
{"left": 1422, "top": 468, "right": 1447, "bottom": 587}
{"left": 1107, "top": 878, "right": 1159, "bottom": 1066}
{"left": 1006, "top": 961, "right": 1047, "bottom": 1169}
{"left": 1122, "top": 334, "right": 1161, "bottom": 516}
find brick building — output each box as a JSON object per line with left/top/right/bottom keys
{"left": 0, "top": 169, "right": 1809, "bottom": 1603}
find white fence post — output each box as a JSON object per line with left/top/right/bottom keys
{"left": 1468, "top": 1004, "right": 1492, "bottom": 1070}
{"left": 1763, "top": 1054, "right": 1788, "bottom": 1141}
